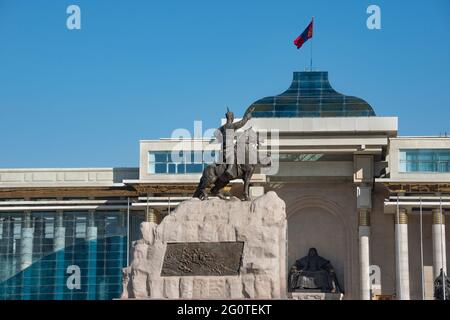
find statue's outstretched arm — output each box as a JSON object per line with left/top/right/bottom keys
{"left": 232, "top": 107, "right": 255, "bottom": 130}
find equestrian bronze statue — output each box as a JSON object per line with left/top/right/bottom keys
{"left": 193, "top": 107, "right": 270, "bottom": 201}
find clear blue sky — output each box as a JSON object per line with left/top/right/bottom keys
{"left": 0, "top": 0, "right": 449, "bottom": 168}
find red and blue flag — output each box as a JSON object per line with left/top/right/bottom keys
{"left": 294, "top": 18, "right": 313, "bottom": 49}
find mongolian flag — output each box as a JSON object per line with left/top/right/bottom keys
{"left": 294, "top": 18, "right": 313, "bottom": 49}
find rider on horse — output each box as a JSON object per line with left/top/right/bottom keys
{"left": 215, "top": 106, "right": 255, "bottom": 181}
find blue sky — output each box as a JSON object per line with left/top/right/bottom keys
{"left": 0, "top": 0, "right": 449, "bottom": 168}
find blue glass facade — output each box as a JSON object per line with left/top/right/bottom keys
{"left": 0, "top": 211, "right": 127, "bottom": 300}
{"left": 248, "top": 71, "right": 376, "bottom": 118}
{"left": 399, "top": 149, "right": 450, "bottom": 173}
{"left": 148, "top": 150, "right": 218, "bottom": 174}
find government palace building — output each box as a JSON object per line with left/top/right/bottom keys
{"left": 0, "top": 71, "right": 449, "bottom": 300}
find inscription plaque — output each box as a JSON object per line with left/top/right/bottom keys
{"left": 161, "top": 242, "right": 244, "bottom": 276}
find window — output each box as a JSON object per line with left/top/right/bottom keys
{"left": 148, "top": 151, "right": 168, "bottom": 174}
{"left": 278, "top": 153, "right": 324, "bottom": 162}
{"left": 148, "top": 150, "right": 218, "bottom": 174}
{"left": 399, "top": 149, "right": 450, "bottom": 173}
{"left": 0, "top": 211, "right": 128, "bottom": 300}
{"left": 75, "top": 217, "right": 87, "bottom": 238}
{"left": 44, "top": 217, "right": 54, "bottom": 239}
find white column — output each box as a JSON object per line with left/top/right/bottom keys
{"left": 86, "top": 211, "right": 98, "bottom": 300}
{"left": 356, "top": 184, "right": 372, "bottom": 300}
{"left": 395, "top": 208, "right": 410, "bottom": 300}
{"left": 146, "top": 208, "right": 161, "bottom": 224}
{"left": 20, "top": 212, "right": 33, "bottom": 270}
{"left": 87, "top": 211, "right": 97, "bottom": 241}
{"left": 54, "top": 211, "right": 66, "bottom": 300}
{"left": 432, "top": 208, "right": 447, "bottom": 278}
{"left": 54, "top": 211, "right": 65, "bottom": 252}
{"left": 86, "top": 226, "right": 97, "bottom": 241}
{"left": 359, "top": 209, "right": 371, "bottom": 300}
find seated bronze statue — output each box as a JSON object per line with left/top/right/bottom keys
{"left": 288, "top": 248, "right": 343, "bottom": 293}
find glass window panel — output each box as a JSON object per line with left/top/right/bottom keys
{"left": 192, "top": 151, "right": 203, "bottom": 163}
{"left": 253, "top": 111, "right": 274, "bottom": 117}
{"left": 274, "top": 111, "right": 297, "bottom": 117}
{"left": 153, "top": 152, "right": 168, "bottom": 163}
{"left": 75, "top": 218, "right": 86, "bottom": 239}
{"left": 298, "top": 111, "right": 320, "bottom": 117}
{"left": 399, "top": 149, "right": 450, "bottom": 173}
{"left": 275, "top": 97, "right": 297, "bottom": 104}
{"left": 186, "top": 164, "right": 203, "bottom": 173}
{"left": 252, "top": 104, "right": 273, "bottom": 112}
{"left": 177, "top": 163, "right": 185, "bottom": 173}
{"left": 168, "top": 163, "right": 176, "bottom": 173}
{"left": 299, "top": 104, "right": 320, "bottom": 111}
{"left": 13, "top": 220, "right": 21, "bottom": 240}
{"left": 203, "top": 150, "right": 217, "bottom": 163}
{"left": 169, "top": 150, "right": 184, "bottom": 163}
{"left": 438, "top": 152, "right": 450, "bottom": 160}
{"left": 320, "top": 103, "right": 342, "bottom": 112}
{"left": 399, "top": 151, "right": 406, "bottom": 172}
{"left": 148, "top": 162, "right": 155, "bottom": 174}
{"left": 299, "top": 98, "right": 321, "bottom": 105}
{"left": 155, "top": 163, "right": 167, "bottom": 174}
{"left": 321, "top": 111, "right": 341, "bottom": 117}
{"left": 183, "top": 151, "right": 191, "bottom": 164}
{"left": 439, "top": 161, "right": 449, "bottom": 172}
{"left": 44, "top": 218, "right": 54, "bottom": 239}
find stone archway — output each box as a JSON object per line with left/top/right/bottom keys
{"left": 286, "top": 196, "right": 356, "bottom": 298}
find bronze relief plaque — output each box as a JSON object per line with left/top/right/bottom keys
{"left": 161, "top": 242, "right": 244, "bottom": 276}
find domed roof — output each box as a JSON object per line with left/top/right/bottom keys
{"left": 248, "top": 71, "right": 375, "bottom": 118}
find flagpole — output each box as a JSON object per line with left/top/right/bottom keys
{"left": 419, "top": 197, "right": 425, "bottom": 300}
{"left": 310, "top": 35, "right": 313, "bottom": 71}
{"left": 310, "top": 17, "right": 314, "bottom": 71}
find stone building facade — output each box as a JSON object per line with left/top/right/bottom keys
{"left": 0, "top": 71, "right": 449, "bottom": 300}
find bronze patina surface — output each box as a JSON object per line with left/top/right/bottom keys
{"left": 161, "top": 242, "right": 244, "bottom": 276}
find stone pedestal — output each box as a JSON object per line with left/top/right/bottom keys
{"left": 289, "top": 292, "right": 344, "bottom": 300}
{"left": 121, "top": 191, "right": 287, "bottom": 299}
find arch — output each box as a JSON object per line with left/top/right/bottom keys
{"left": 286, "top": 195, "right": 357, "bottom": 298}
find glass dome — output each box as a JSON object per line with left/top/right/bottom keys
{"left": 248, "top": 71, "right": 375, "bottom": 118}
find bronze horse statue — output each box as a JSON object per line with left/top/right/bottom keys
{"left": 193, "top": 128, "right": 271, "bottom": 201}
